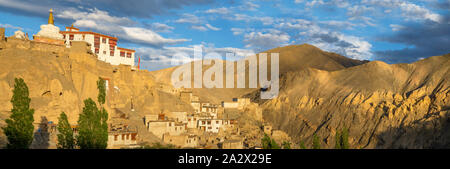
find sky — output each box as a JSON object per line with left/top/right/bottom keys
{"left": 0, "top": 0, "right": 448, "bottom": 71}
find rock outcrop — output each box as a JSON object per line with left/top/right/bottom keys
{"left": 0, "top": 38, "right": 191, "bottom": 148}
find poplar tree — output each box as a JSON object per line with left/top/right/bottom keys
{"left": 76, "top": 78, "right": 108, "bottom": 149}
{"left": 97, "top": 78, "right": 106, "bottom": 105}
{"left": 2, "top": 78, "right": 34, "bottom": 149}
{"left": 335, "top": 127, "right": 350, "bottom": 149}
{"left": 312, "top": 134, "right": 321, "bottom": 149}
{"left": 335, "top": 130, "right": 342, "bottom": 149}
{"left": 57, "top": 112, "right": 74, "bottom": 149}
{"left": 341, "top": 127, "right": 349, "bottom": 149}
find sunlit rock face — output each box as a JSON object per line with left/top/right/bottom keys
{"left": 35, "top": 24, "right": 63, "bottom": 40}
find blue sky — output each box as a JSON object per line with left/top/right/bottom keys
{"left": 0, "top": 0, "right": 448, "bottom": 70}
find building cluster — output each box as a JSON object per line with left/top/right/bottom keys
{"left": 7, "top": 9, "right": 136, "bottom": 67}
{"left": 144, "top": 90, "right": 249, "bottom": 149}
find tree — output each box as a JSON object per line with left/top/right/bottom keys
{"left": 282, "top": 141, "right": 291, "bottom": 149}
{"left": 76, "top": 98, "right": 108, "bottom": 149}
{"left": 335, "top": 130, "right": 342, "bottom": 149}
{"left": 312, "top": 134, "right": 321, "bottom": 149}
{"left": 97, "top": 78, "right": 106, "bottom": 105}
{"left": 261, "top": 134, "right": 280, "bottom": 149}
{"left": 299, "top": 140, "right": 307, "bottom": 149}
{"left": 2, "top": 78, "right": 34, "bottom": 149}
{"left": 341, "top": 127, "right": 349, "bottom": 149}
{"left": 335, "top": 127, "right": 350, "bottom": 149}
{"left": 76, "top": 78, "right": 109, "bottom": 149}
{"left": 57, "top": 112, "right": 74, "bottom": 149}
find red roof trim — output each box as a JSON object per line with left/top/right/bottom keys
{"left": 117, "top": 47, "right": 135, "bottom": 52}
{"left": 59, "top": 31, "right": 118, "bottom": 40}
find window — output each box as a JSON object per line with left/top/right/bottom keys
{"left": 103, "top": 51, "right": 106, "bottom": 55}
{"left": 69, "top": 34, "right": 74, "bottom": 40}
{"left": 102, "top": 38, "right": 106, "bottom": 43}
{"left": 114, "top": 135, "right": 118, "bottom": 141}
{"left": 120, "top": 51, "right": 125, "bottom": 57}
{"left": 126, "top": 52, "right": 132, "bottom": 58}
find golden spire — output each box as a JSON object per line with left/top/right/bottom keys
{"left": 48, "top": 8, "right": 54, "bottom": 25}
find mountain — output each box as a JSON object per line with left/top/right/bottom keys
{"left": 0, "top": 36, "right": 448, "bottom": 149}
{"left": 150, "top": 44, "right": 368, "bottom": 103}
{"left": 153, "top": 43, "right": 449, "bottom": 148}
{"left": 253, "top": 54, "right": 450, "bottom": 148}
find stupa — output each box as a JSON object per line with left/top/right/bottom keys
{"left": 33, "top": 9, "right": 64, "bottom": 45}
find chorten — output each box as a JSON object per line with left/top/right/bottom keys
{"left": 33, "top": 8, "right": 64, "bottom": 45}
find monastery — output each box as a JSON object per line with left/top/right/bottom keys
{"left": 34, "top": 9, "right": 136, "bottom": 67}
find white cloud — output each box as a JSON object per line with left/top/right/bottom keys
{"left": 389, "top": 24, "right": 404, "bottom": 31}
{"left": 239, "top": 1, "right": 260, "bottom": 11}
{"left": 57, "top": 8, "right": 188, "bottom": 46}
{"left": 205, "top": 7, "right": 230, "bottom": 15}
{"left": 303, "top": 0, "right": 350, "bottom": 8}
{"left": 224, "top": 14, "right": 274, "bottom": 25}
{"left": 243, "top": 30, "right": 290, "bottom": 49}
{"left": 174, "top": 13, "right": 203, "bottom": 24}
{"left": 361, "top": 0, "right": 443, "bottom": 23}
{"left": 0, "top": 23, "right": 23, "bottom": 30}
{"left": 122, "top": 27, "right": 189, "bottom": 46}
{"left": 399, "top": 2, "right": 442, "bottom": 23}
{"left": 150, "top": 23, "right": 175, "bottom": 33}
{"left": 276, "top": 18, "right": 373, "bottom": 60}
{"left": 191, "top": 25, "right": 208, "bottom": 31}
{"left": 205, "top": 24, "right": 220, "bottom": 31}
{"left": 231, "top": 28, "right": 245, "bottom": 35}
{"left": 136, "top": 43, "right": 255, "bottom": 70}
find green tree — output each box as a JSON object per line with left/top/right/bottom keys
{"left": 76, "top": 98, "right": 108, "bottom": 149}
{"left": 312, "top": 134, "right": 321, "bottom": 149}
{"left": 97, "top": 78, "right": 106, "bottom": 105}
{"left": 335, "top": 130, "right": 342, "bottom": 149}
{"left": 335, "top": 127, "right": 350, "bottom": 149}
{"left": 2, "top": 78, "right": 34, "bottom": 149}
{"left": 261, "top": 134, "right": 280, "bottom": 149}
{"left": 282, "top": 141, "right": 291, "bottom": 149}
{"left": 341, "top": 127, "right": 349, "bottom": 149}
{"left": 299, "top": 140, "right": 307, "bottom": 149}
{"left": 57, "top": 112, "right": 74, "bottom": 149}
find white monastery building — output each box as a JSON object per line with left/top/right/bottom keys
{"left": 60, "top": 25, "right": 136, "bottom": 66}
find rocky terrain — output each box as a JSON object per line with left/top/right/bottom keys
{"left": 0, "top": 38, "right": 192, "bottom": 148}
{"left": 154, "top": 44, "right": 450, "bottom": 149}
{"left": 1, "top": 36, "right": 448, "bottom": 149}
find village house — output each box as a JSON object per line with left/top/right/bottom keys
{"left": 220, "top": 139, "right": 244, "bottom": 149}
{"left": 107, "top": 124, "right": 138, "bottom": 149}
{"left": 185, "top": 113, "right": 214, "bottom": 129}
{"left": 107, "top": 131, "right": 138, "bottom": 149}
{"left": 146, "top": 113, "right": 187, "bottom": 139}
{"left": 221, "top": 98, "right": 251, "bottom": 109}
{"left": 163, "top": 133, "right": 199, "bottom": 148}
{"left": 166, "top": 111, "right": 188, "bottom": 122}
{"left": 190, "top": 101, "right": 201, "bottom": 113}
{"left": 198, "top": 119, "right": 223, "bottom": 133}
